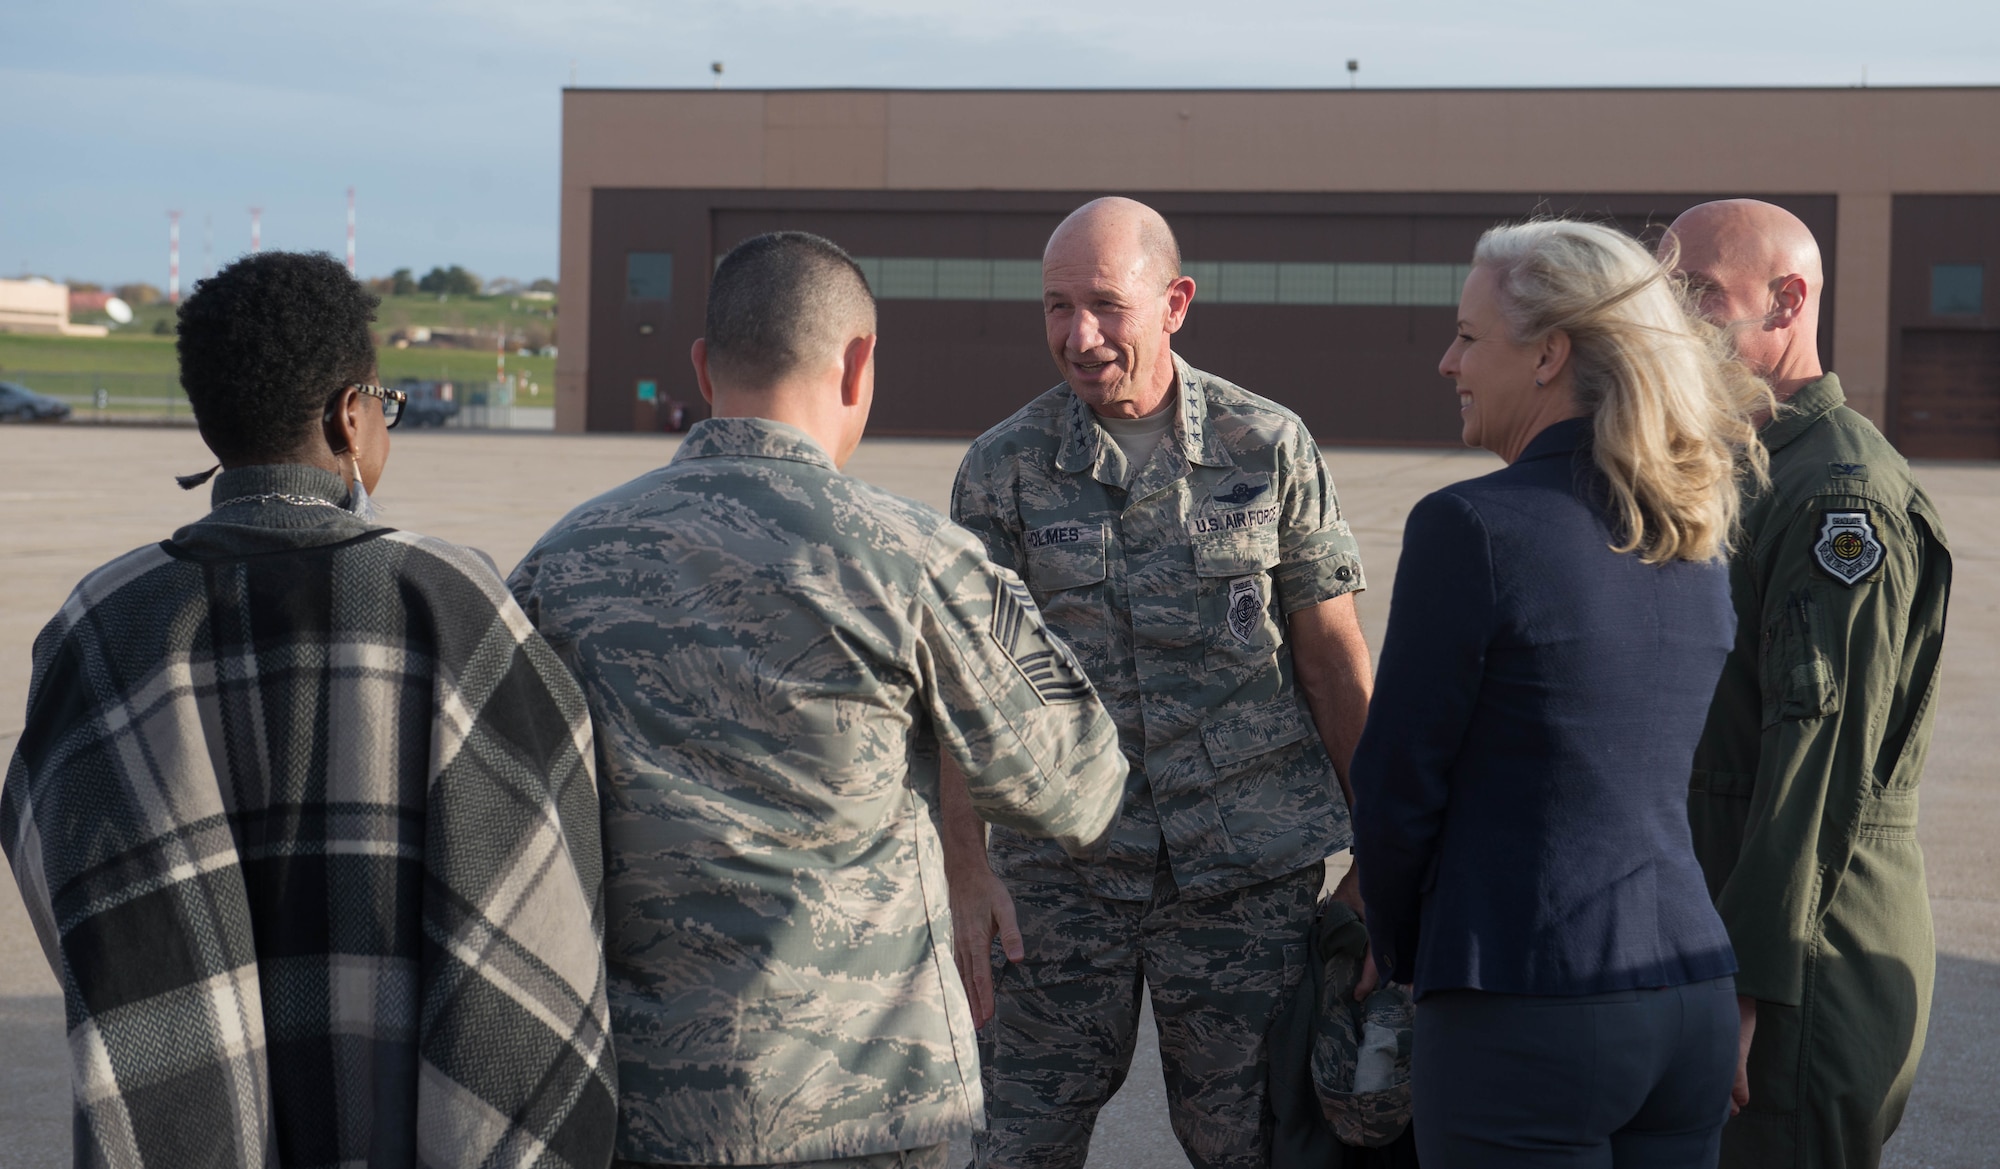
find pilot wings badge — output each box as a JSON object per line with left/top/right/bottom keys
{"left": 1213, "top": 481, "right": 1270, "bottom": 506}
{"left": 1812, "top": 510, "right": 1884, "bottom": 586}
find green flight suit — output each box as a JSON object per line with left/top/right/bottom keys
{"left": 1689, "top": 374, "right": 1954, "bottom": 1169}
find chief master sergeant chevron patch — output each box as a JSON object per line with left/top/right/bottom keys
{"left": 993, "top": 579, "right": 1094, "bottom": 703}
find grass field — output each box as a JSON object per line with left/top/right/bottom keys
{"left": 0, "top": 327, "right": 556, "bottom": 397}
{"left": 67, "top": 292, "right": 558, "bottom": 340}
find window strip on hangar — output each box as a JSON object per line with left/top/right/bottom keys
{"left": 847, "top": 257, "right": 1474, "bottom": 307}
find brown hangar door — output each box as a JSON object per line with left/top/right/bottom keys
{"left": 1898, "top": 330, "right": 2000, "bottom": 459}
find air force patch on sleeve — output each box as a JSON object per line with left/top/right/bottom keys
{"left": 1813, "top": 510, "right": 1884, "bottom": 586}
{"left": 992, "top": 579, "right": 1093, "bottom": 703}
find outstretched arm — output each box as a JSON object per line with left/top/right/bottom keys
{"left": 1289, "top": 593, "right": 1376, "bottom": 996}
{"left": 939, "top": 755, "right": 1023, "bottom": 1029}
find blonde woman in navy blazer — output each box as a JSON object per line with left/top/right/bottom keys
{"left": 1353, "top": 220, "right": 1774, "bottom": 1168}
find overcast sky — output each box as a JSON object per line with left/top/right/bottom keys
{"left": 6, "top": 0, "right": 1998, "bottom": 288}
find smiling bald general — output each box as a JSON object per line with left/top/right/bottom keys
{"left": 937, "top": 195, "right": 1380, "bottom": 1169}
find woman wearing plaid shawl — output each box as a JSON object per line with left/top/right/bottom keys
{"left": 2, "top": 252, "right": 616, "bottom": 1169}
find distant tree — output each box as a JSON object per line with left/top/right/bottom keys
{"left": 391, "top": 268, "right": 417, "bottom": 296}
{"left": 69, "top": 281, "right": 104, "bottom": 293}
{"left": 117, "top": 282, "right": 164, "bottom": 307}
{"left": 417, "top": 265, "right": 481, "bottom": 297}
{"left": 529, "top": 277, "right": 557, "bottom": 293}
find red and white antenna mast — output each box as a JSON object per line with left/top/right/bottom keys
{"left": 345, "top": 187, "right": 356, "bottom": 274}
{"left": 168, "top": 211, "right": 182, "bottom": 304}
{"left": 250, "top": 206, "right": 263, "bottom": 253}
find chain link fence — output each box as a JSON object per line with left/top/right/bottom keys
{"left": 1, "top": 373, "right": 552, "bottom": 430}
{"left": 4, "top": 372, "right": 191, "bottom": 422}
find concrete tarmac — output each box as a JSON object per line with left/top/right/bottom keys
{"left": 0, "top": 425, "right": 1994, "bottom": 1167}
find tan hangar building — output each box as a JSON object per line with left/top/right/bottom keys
{"left": 555, "top": 86, "right": 2000, "bottom": 458}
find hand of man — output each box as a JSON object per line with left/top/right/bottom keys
{"left": 1331, "top": 860, "right": 1380, "bottom": 1001}
{"left": 949, "top": 857, "right": 1024, "bottom": 1028}
{"left": 1732, "top": 994, "right": 1757, "bottom": 1116}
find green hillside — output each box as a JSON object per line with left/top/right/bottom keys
{"left": 1, "top": 295, "right": 557, "bottom": 398}
{"left": 1, "top": 308, "right": 556, "bottom": 418}
{"left": 64, "top": 292, "right": 557, "bottom": 345}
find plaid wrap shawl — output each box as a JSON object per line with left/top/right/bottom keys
{"left": 2, "top": 465, "right": 615, "bottom": 1169}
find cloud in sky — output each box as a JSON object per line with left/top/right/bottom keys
{"left": 4, "top": 0, "right": 1997, "bottom": 286}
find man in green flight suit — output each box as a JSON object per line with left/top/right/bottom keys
{"left": 1666, "top": 199, "right": 1954, "bottom": 1169}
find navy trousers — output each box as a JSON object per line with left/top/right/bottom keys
{"left": 1413, "top": 977, "right": 1738, "bottom": 1168}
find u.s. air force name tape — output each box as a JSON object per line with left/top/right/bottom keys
{"left": 992, "top": 579, "right": 1093, "bottom": 703}
{"left": 1813, "top": 510, "right": 1884, "bottom": 586}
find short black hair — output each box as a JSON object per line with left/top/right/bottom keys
{"left": 705, "top": 232, "right": 875, "bottom": 389}
{"left": 176, "top": 251, "right": 379, "bottom": 463}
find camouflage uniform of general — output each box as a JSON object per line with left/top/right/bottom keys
{"left": 509, "top": 417, "right": 1129, "bottom": 1168}
{"left": 1689, "top": 374, "right": 1953, "bottom": 1169}
{"left": 952, "top": 355, "right": 1366, "bottom": 1169}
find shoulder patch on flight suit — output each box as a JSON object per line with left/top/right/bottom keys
{"left": 1813, "top": 510, "right": 1885, "bottom": 586}
{"left": 1829, "top": 462, "right": 1868, "bottom": 480}
{"left": 993, "top": 579, "right": 1094, "bottom": 703}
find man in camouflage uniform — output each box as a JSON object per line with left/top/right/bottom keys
{"left": 510, "top": 232, "right": 1129, "bottom": 1169}
{"left": 943, "top": 198, "right": 1376, "bottom": 1169}
{"left": 1667, "top": 200, "right": 1954, "bottom": 1169}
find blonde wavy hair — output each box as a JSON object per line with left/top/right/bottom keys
{"left": 1474, "top": 220, "right": 1774, "bottom": 563}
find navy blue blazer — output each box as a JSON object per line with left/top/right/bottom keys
{"left": 1353, "top": 419, "right": 1738, "bottom": 999}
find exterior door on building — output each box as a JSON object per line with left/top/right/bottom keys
{"left": 1897, "top": 329, "right": 2000, "bottom": 459}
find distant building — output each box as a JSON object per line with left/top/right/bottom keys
{"left": 0, "top": 279, "right": 108, "bottom": 337}
{"left": 559, "top": 87, "right": 2000, "bottom": 458}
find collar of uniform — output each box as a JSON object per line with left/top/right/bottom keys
{"left": 672, "top": 416, "right": 837, "bottom": 469}
{"left": 1052, "top": 353, "right": 1235, "bottom": 481}
{"left": 1169, "top": 353, "right": 1235, "bottom": 471}
{"left": 1760, "top": 373, "right": 1845, "bottom": 455}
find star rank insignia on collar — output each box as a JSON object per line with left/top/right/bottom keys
{"left": 1813, "top": 510, "right": 1884, "bottom": 586}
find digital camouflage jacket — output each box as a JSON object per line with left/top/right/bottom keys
{"left": 953, "top": 356, "right": 1365, "bottom": 902}
{"left": 510, "top": 417, "right": 1127, "bottom": 1165}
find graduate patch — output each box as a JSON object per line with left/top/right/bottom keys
{"left": 1813, "top": 511, "right": 1884, "bottom": 586}
{"left": 992, "top": 579, "right": 1093, "bottom": 703}
{"left": 1226, "top": 577, "right": 1264, "bottom": 645}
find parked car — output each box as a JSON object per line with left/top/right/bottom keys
{"left": 393, "top": 378, "right": 461, "bottom": 428}
{"left": 0, "top": 381, "right": 73, "bottom": 422}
